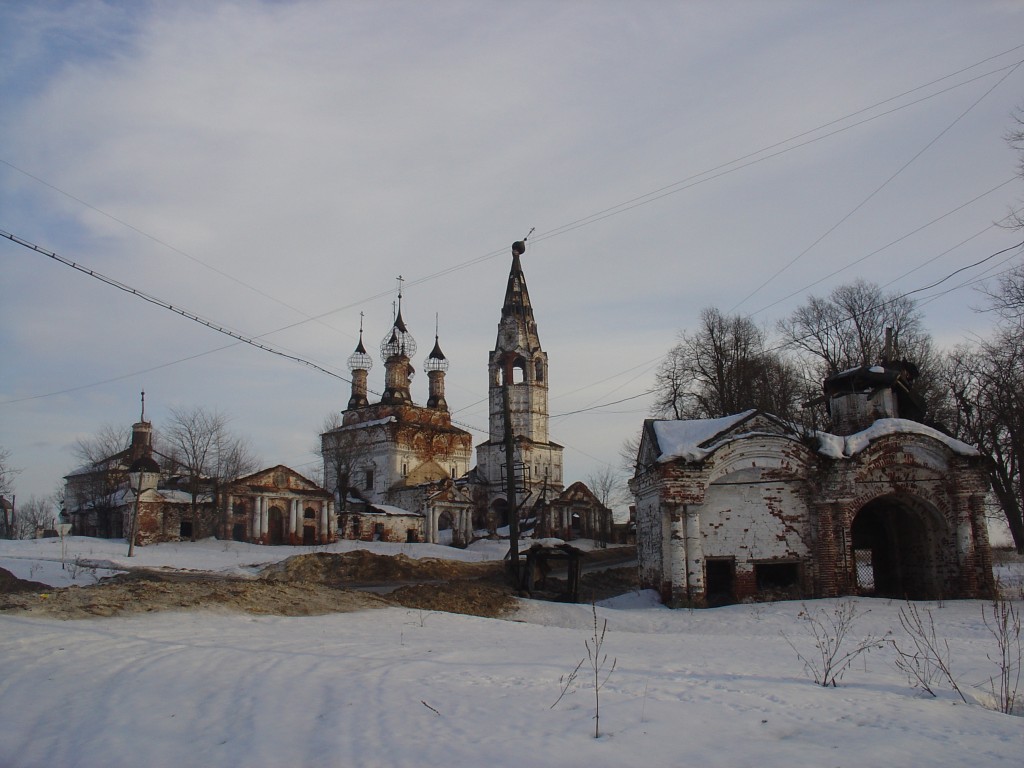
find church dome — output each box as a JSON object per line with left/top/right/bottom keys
{"left": 347, "top": 335, "right": 373, "bottom": 373}
{"left": 424, "top": 335, "right": 449, "bottom": 373}
{"left": 380, "top": 306, "right": 417, "bottom": 362}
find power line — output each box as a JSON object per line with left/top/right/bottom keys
{"left": 551, "top": 240, "right": 1024, "bottom": 418}
{"left": 4, "top": 47, "right": 1022, "bottom": 414}
{"left": 1, "top": 229, "right": 352, "bottom": 385}
{"left": 5, "top": 46, "right": 1021, "bottom": 349}
{"left": 530, "top": 59, "right": 1024, "bottom": 248}
{"left": 729, "top": 57, "right": 1024, "bottom": 313}
{"left": 748, "top": 177, "right": 1018, "bottom": 317}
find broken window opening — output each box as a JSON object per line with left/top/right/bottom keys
{"left": 754, "top": 561, "right": 801, "bottom": 600}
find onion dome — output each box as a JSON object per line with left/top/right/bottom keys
{"left": 380, "top": 299, "right": 417, "bottom": 362}
{"left": 424, "top": 334, "right": 449, "bottom": 373}
{"left": 347, "top": 333, "right": 373, "bottom": 373}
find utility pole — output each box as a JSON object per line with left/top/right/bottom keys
{"left": 501, "top": 353, "right": 520, "bottom": 586}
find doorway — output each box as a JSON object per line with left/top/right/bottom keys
{"left": 850, "top": 495, "right": 945, "bottom": 600}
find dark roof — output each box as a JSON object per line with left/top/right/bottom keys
{"left": 128, "top": 455, "right": 160, "bottom": 473}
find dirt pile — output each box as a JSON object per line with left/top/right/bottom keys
{"left": 0, "top": 567, "right": 49, "bottom": 594}
{"left": 0, "top": 548, "right": 636, "bottom": 621}
{"left": 259, "top": 550, "right": 500, "bottom": 585}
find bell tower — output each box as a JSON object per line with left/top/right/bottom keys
{"left": 476, "top": 240, "right": 563, "bottom": 510}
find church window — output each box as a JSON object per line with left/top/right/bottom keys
{"left": 365, "top": 469, "right": 374, "bottom": 490}
{"left": 535, "top": 359, "right": 544, "bottom": 382}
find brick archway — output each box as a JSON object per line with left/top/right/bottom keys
{"left": 850, "top": 494, "right": 947, "bottom": 600}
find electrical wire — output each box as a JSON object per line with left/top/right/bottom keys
{"left": 729, "top": 57, "right": 1024, "bottom": 313}
{"left": 3, "top": 45, "right": 1022, "bottom": 415}
{"left": 0, "top": 229, "right": 352, "bottom": 385}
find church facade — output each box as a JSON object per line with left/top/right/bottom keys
{"left": 321, "top": 241, "right": 610, "bottom": 547}
{"left": 631, "top": 362, "right": 996, "bottom": 607}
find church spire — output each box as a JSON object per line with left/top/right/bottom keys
{"left": 501, "top": 237, "right": 535, "bottom": 327}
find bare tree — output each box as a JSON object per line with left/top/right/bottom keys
{"left": 653, "top": 307, "right": 803, "bottom": 421}
{"left": 0, "top": 447, "right": 16, "bottom": 498}
{"left": 940, "top": 331, "right": 1024, "bottom": 552}
{"left": 163, "top": 406, "right": 258, "bottom": 541}
{"left": 9, "top": 496, "right": 56, "bottom": 539}
{"left": 778, "top": 280, "right": 942, "bottom": 430}
{"left": 981, "top": 264, "right": 1024, "bottom": 323}
{"left": 778, "top": 279, "right": 930, "bottom": 376}
{"left": 66, "top": 425, "right": 131, "bottom": 537}
{"left": 585, "top": 466, "right": 628, "bottom": 512}
{"left": 318, "top": 413, "right": 370, "bottom": 508}
{"left": 73, "top": 424, "right": 129, "bottom": 467}
{"left": 1003, "top": 105, "right": 1024, "bottom": 232}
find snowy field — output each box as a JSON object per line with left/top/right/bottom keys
{"left": 0, "top": 538, "right": 1021, "bottom": 767}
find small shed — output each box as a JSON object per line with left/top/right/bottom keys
{"left": 519, "top": 539, "right": 585, "bottom": 602}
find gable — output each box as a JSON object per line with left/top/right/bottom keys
{"left": 402, "top": 460, "right": 449, "bottom": 487}
{"left": 648, "top": 410, "right": 798, "bottom": 465}
{"left": 232, "top": 465, "right": 325, "bottom": 493}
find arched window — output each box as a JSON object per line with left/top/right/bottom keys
{"left": 303, "top": 508, "right": 316, "bottom": 520}
{"left": 535, "top": 359, "right": 544, "bottom": 382}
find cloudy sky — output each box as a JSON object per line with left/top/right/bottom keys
{"left": 2, "top": 1, "right": 1023, "bottom": 505}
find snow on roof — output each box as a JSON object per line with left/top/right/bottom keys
{"left": 364, "top": 503, "right": 422, "bottom": 517}
{"left": 653, "top": 410, "right": 758, "bottom": 463}
{"left": 339, "top": 416, "right": 396, "bottom": 431}
{"left": 532, "top": 538, "right": 566, "bottom": 548}
{"left": 158, "top": 489, "right": 212, "bottom": 505}
{"left": 816, "top": 418, "right": 979, "bottom": 459}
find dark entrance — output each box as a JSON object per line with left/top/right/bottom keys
{"left": 267, "top": 506, "right": 284, "bottom": 545}
{"left": 850, "top": 495, "right": 945, "bottom": 600}
{"left": 704, "top": 558, "right": 735, "bottom": 607}
{"left": 491, "top": 498, "right": 510, "bottom": 528}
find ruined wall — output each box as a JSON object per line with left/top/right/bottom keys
{"left": 632, "top": 424, "right": 995, "bottom": 607}
{"left": 343, "top": 512, "right": 423, "bottom": 543}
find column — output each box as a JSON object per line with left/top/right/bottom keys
{"left": 249, "top": 496, "right": 259, "bottom": 541}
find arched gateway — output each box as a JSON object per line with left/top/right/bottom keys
{"left": 632, "top": 405, "right": 997, "bottom": 607}
{"left": 850, "top": 494, "right": 949, "bottom": 600}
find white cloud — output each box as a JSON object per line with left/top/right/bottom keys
{"left": 2, "top": 0, "right": 1022, "bottom": 499}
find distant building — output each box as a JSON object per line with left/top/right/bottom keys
{"left": 632, "top": 361, "right": 995, "bottom": 607}
{"left": 322, "top": 242, "right": 609, "bottom": 547}
{"left": 322, "top": 290, "right": 475, "bottom": 545}
{"left": 66, "top": 402, "right": 332, "bottom": 547}
{"left": 223, "top": 466, "right": 335, "bottom": 545}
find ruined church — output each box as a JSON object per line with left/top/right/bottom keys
{"left": 631, "top": 361, "right": 996, "bottom": 606}
{"left": 66, "top": 241, "right": 607, "bottom": 549}
{"left": 320, "top": 241, "right": 605, "bottom": 547}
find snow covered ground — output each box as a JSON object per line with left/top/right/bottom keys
{"left": 0, "top": 538, "right": 1021, "bottom": 767}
